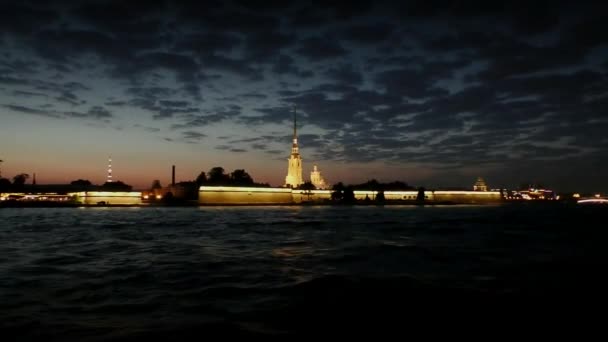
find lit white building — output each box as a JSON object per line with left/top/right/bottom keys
{"left": 473, "top": 177, "right": 488, "bottom": 191}
{"left": 285, "top": 110, "right": 303, "bottom": 188}
{"left": 310, "top": 165, "right": 327, "bottom": 189}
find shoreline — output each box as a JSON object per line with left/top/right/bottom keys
{"left": 0, "top": 200, "right": 574, "bottom": 208}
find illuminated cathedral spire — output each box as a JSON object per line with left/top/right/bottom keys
{"left": 291, "top": 105, "right": 299, "bottom": 155}
{"left": 285, "top": 106, "right": 303, "bottom": 188}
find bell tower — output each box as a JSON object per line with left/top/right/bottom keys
{"left": 284, "top": 106, "right": 303, "bottom": 188}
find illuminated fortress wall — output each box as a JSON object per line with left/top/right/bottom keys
{"left": 71, "top": 192, "right": 143, "bottom": 205}
{"left": 384, "top": 191, "right": 427, "bottom": 201}
{"left": 292, "top": 190, "right": 332, "bottom": 203}
{"left": 199, "top": 187, "right": 503, "bottom": 204}
{"left": 199, "top": 186, "right": 293, "bottom": 205}
{"left": 432, "top": 191, "right": 502, "bottom": 203}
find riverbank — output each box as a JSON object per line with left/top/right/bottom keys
{"left": 0, "top": 199, "right": 573, "bottom": 208}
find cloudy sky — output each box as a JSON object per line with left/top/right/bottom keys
{"left": 1, "top": 0, "right": 607, "bottom": 192}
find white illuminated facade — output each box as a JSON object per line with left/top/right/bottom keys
{"left": 310, "top": 165, "right": 327, "bottom": 189}
{"left": 473, "top": 177, "right": 488, "bottom": 191}
{"left": 285, "top": 110, "right": 303, "bottom": 188}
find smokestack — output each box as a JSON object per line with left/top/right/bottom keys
{"left": 172, "top": 165, "right": 175, "bottom": 186}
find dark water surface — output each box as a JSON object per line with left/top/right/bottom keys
{"left": 1, "top": 204, "right": 607, "bottom": 339}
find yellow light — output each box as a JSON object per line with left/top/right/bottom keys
{"left": 573, "top": 193, "right": 580, "bottom": 198}
{"left": 200, "top": 186, "right": 292, "bottom": 193}
{"left": 69, "top": 191, "right": 142, "bottom": 197}
{"left": 156, "top": 195, "right": 162, "bottom": 200}
{"left": 596, "top": 194, "right": 601, "bottom": 198}
{"left": 143, "top": 195, "right": 149, "bottom": 199}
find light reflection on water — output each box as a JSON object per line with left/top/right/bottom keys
{"left": 1, "top": 204, "right": 607, "bottom": 338}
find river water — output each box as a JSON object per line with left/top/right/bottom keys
{"left": 1, "top": 204, "right": 607, "bottom": 339}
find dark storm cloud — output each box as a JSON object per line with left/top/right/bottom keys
{"left": 105, "top": 101, "right": 127, "bottom": 106}
{"left": 70, "top": 1, "right": 167, "bottom": 34}
{"left": 3, "top": 104, "right": 61, "bottom": 118}
{"left": 230, "top": 148, "right": 247, "bottom": 153}
{"left": 341, "top": 22, "right": 395, "bottom": 44}
{"left": 0, "top": 76, "right": 29, "bottom": 86}
{"left": 11, "top": 90, "right": 47, "bottom": 98}
{"left": 0, "top": 3, "right": 58, "bottom": 35}
{"left": 271, "top": 55, "right": 314, "bottom": 78}
{"left": 2, "top": 1, "right": 607, "bottom": 190}
{"left": 63, "top": 81, "right": 90, "bottom": 91}
{"left": 172, "top": 105, "right": 241, "bottom": 129}
{"left": 126, "top": 87, "right": 177, "bottom": 99}
{"left": 1, "top": 59, "right": 39, "bottom": 74}
{"left": 240, "top": 106, "right": 293, "bottom": 125}
{"left": 124, "top": 87, "right": 201, "bottom": 119}
{"left": 239, "top": 92, "right": 267, "bottom": 100}
{"left": 296, "top": 36, "right": 348, "bottom": 61}
{"left": 109, "top": 52, "right": 204, "bottom": 86}
{"left": 34, "top": 29, "right": 121, "bottom": 64}
{"left": 324, "top": 65, "right": 363, "bottom": 85}
{"left": 374, "top": 68, "right": 448, "bottom": 99}
{"left": 244, "top": 31, "right": 296, "bottom": 62}
{"left": 229, "top": 137, "right": 264, "bottom": 144}
{"left": 182, "top": 131, "right": 206, "bottom": 141}
{"left": 159, "top": 100, "right": 190, "bottom": 108}
{"left": 173, "top": 32, "right": 242, "bottom": 55}
{"left": 56, "top": 91, "right": 82, "bottom": 106}
{"left": 87, "top": 106, "right": 112, "bottom": 119}
{"left": 64, "top": 106, "right": 112, "bottom": 120}
{"left": 133, "top": 124, "right": 161, "bottom": 133}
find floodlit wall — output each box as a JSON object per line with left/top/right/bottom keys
{"left": 199, "top": 186, "right": 293, "bottom": 204}
{"left": 197, "top": 187, "right": 502, "bottom": 204}
{"left": 71, "top": 192, "right": 143, "bottom": 205}
{"left": 292, "top": 190, "right": 332, "bottom": 203}
{"left": 432, "top": 191, "right": 502, "bottom": 203}
{"left": 384, "top": 191, "right": 425, "bottom": 201}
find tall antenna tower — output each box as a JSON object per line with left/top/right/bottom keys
{"left": 107, "top": 156, "right": 113, "bottom": 183}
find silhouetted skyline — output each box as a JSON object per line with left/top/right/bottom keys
{"left": 1, "top": 1, "right": 607, "bottom": 192}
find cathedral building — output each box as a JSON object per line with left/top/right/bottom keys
{"left": 310, "top": 165, "right": 327, "bottom": 189}
{"left": 284, "top": 110, "right": 303, "bottom": 188}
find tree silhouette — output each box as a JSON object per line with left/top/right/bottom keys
{"left": 208, "top": 167, "right": 230, "bottom": 185}
{"left": 12, "top": 173, "right": 29, "bottom": 185}
{"left": 331, "top": 182, "right": 345, "bottom": 201}
{"left": 101, "top": 181, "right": 132, "bottom": 191}
{"left": 298, "top": 181, "right": 316, "bottom": 201}
{"left": 71, "top": 179, "right": 92, "bottom": 186}
{"left": 297, "top": 181, "right": 316, "bottom": 191}
{"left": 343, "top": 187, "right": 356, "bottom": 203}
{"left": 230, "top": 169, "right": 254, "bottom": 186}
{"left": 0, "top": 178, "right": 10, "bottom": 191}
{"left": 195, "top": 171, "right": 207, "bottom": 186}
{"left": 416, "top": 187, "right": 426, "bottom": 202}
{"left": 376, "top": 190, "right": 385, "bottom": 203}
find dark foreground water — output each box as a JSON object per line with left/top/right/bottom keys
{"left": 1, "top": 204, "right": 608, "bottom": 340}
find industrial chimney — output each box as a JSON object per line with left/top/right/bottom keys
{"left": 172, "top": 165, "right": 175, "bottom": 186}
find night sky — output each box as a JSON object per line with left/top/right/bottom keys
{"left": 1, "top": 1, "right": 606, "bottom": 192}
